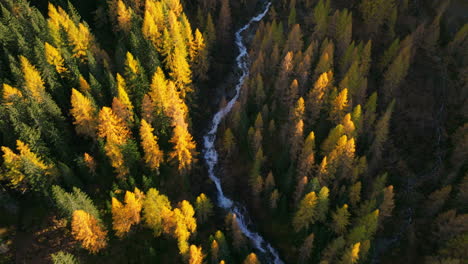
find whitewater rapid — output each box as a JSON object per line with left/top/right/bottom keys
{"left": 202, "top": 2, "right": 283, "bottom": 264}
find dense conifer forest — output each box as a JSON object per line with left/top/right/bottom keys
{"left": 0, "top": 0, "right": 466, "bottom": 263}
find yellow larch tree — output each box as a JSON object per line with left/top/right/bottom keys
{"left": 171, "top": 200, "right": 197, "bottom": 254}
{"left": 293, "top": 191, "right": 318, "bottom": 232}
{"left": 140, "top": 119, "right": 164, "bottom": 171}
{"left": 70, "top": 88, "right": 98, "bottom": 139}
{"left": 116, "top": 0, "right": 132, "bottom": 33}
{"left": 190, "top": 29, "right": 209, "bottom": 80}
{"left": 83, "top": 152, "right": 96, "bottom": 173}
{"left": 243, "top": 253, "right": 260, "bottom": 264}
{"left": 1, "top": 140, "right": 54, "bottom": 192}
{"left": 306, "top": 71, "right": 332, "bottom": 125}
{"left": 341, "top": 113, "right": 356, "bottom": 137}
{"left": 142, "top": 0, "right": 164, "bottom": 48}
{"left": 329, "top": 88, "right": 349, "bottom": 123}
{"left": 45, "top": 42, "right": 67, "bottom": 73}
{"left": 48, "top": 3, "right": 92, "bottom": 61}
{"left": 98, "top": 107, "right": 131, "bottom": 177}
{"left": 116, "top": 73, "right": 134, "bottom": 118}
{"left": 169, "top": 124, "right": 197, "bottom": 172}
{"left": 111, "top": 188, "right": 145, "bottom": 237}
{"left": 79, "top": 75, "right": 91, "bottom": 93}
{"left": 20, "top": 56, "right": 45, "bottom": 101}
{"left": 112, "top": 97, "right": 134, "bottom": 127}
{"left": 189, "top": 245, "right": 204, "bottom": 264}
{"left": 1, "top": 146, "right": 24, "bottom": 187}
{"left": 71, "top": 210, "right": 107, "bottom": 253}
{"left": 142, "top": 188, "right": 173, "bottom": 236}
{"left": 2, "top": 83, "right": 23, "bottom": 105}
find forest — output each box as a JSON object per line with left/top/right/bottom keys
{"left": 0, "top": 0, "right": 466, "bottom": 263}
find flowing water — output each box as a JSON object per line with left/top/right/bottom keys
{"left": 202, "top": 2, "right": 283, "bottom": 264}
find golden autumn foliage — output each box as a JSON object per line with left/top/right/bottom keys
{"left": 116, "top": 0, "right": 132, "bottom": 33}
{"left": 293, "top": 191, "right": 318, "bottom": 232}
{"left": 71, "top": 88, "right": 98, "bottom": 139}
{"left": 98, "top": 107, "right": 131, "bottom": 177}
{"left": 111, "top": 188, "right": 145, "bottom": 237}
{"left": 142, "top": 188, "right": 173, "bottom": 236}
{"left": 2, "top": 83, "right": 23, "bottom": 104}
{"left": 125, "top": 52, "right": 140, "bottom": 74}
{"left": 48, "top": 3, "right": 94, "bottom": 60}
{"left": 98, "top": 107, "right": 131, "bottom": 144}
{"left": 140, "top": 119, "right": 164, "bottom": 171}
{"left": 71, "top": 210, "right": 107, "bottom": 253}
{"left": 79, "top": 75, "right": 91, "bottom": 93}
{"left": 20, "top": 56, "right": 45, "bottom": 101}
{"left": 169, "top": 124, "right": 197, "bottom": 172}
{"left": 44, "top": 42, "right": 67, "bottom": 73}
{"left": 170, "top": 200, "right": 197, "bottom": 254}
{"left": 83, "top": 152, "right": 96, "bottom": 173}
{"left": 116, "top": 74, "right": 134, "bottom": 115}
{"left": 189, "top": 245, "right": 204, "bottom": 264}
{"left": 1, "top": 140, "right": 53, "bottom": 192}
{"left": 329, "top": 88, "right": 349, "bottom": 123}
{"left": 243, "top": 253, "right": 260, "bottom": 264}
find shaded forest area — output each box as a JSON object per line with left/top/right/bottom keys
{"left": 0, "top": 0, "right": 467, "bottom": 264}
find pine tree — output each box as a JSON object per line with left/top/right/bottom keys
{"left": 50, "top": 251, "right": 78, "bottom": 264}
{"left": 370, "top": 100, "right": 394, "bottom": 161}
{"left": 52, "top": 186, "right": 100, "bottom": 221}
{"left": 379, "top": 185, "right": 395, "bottom": 219}
{"left": 294, "top": 176, "right": 308, "bottom": 205}
{"left": 231, "top": 214, "right": 247, "bottom": 251}
{"left": 195, "top": 193, "right": 213, "bottom": 223}
{"left": 360, "top": 0, "right": 390, "bottom": 35}
{"left": 297, "top": 131, "right": 315, "bottom": 180}
{"left": 298, "top": 233, "right": 315, "bottom": 264}
{"left": 321, "top": 124, "right": 345, "bottom": 155}
{"left": 283, "top": 24, "right": 303, "bottom": 54}
{"left": 70, "top": 89, "right": 98, "bottom": 139}
{"left": 71, "top": 210, "right": 107, "bottom": 253}
{"left": 314, "top": 40, "right": 334, "bottom": 77}
{"left": 313, "top": 0, "right": 331, "bottom": 39}
{"left": 222, "top": 128, "right": 236, "bottom": 157}
{"left": 383, "top": 44, "right": 412, "bottom": 102}
{"left": 317, "top": 186, "right": 330, "bottom": 222}
{"left": 140, "top": 119, "right": 164, "bottom": 171}
{"left": 293, "top": 191, "right": 318, "bottom": 232}
{"left": 217, "top": 0, "right": 232, "bottom": 46}
{"left": 348, "top": 181, "right": 362, "bottom": 207}
{"left": 331, "top": 204, "right": 350, "bottom": 234}
{"left": 321, "top": 236, "right": 346, "bottom": 263}
{"left": 363, "top": 92, "right": 378, "bottom": 132}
